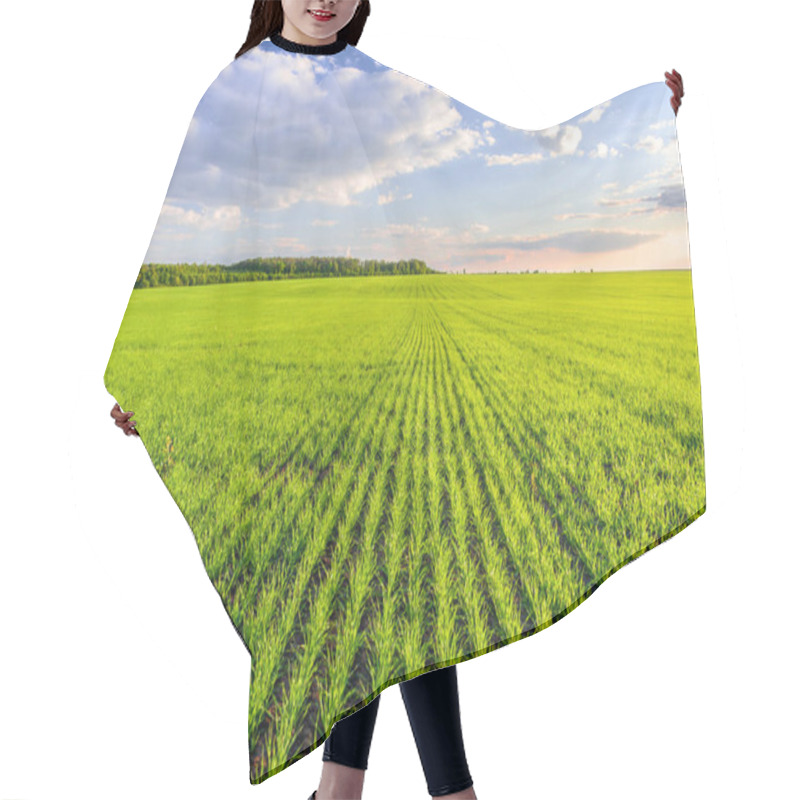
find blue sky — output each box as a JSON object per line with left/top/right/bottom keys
{"left": 144, "top": 40, "right": 688, "bottom": 274}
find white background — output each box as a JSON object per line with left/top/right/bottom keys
{"left": 1, "top": 0, "right": 797, "bottom": 798}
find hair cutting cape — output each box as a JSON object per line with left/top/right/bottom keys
{"left": 104, "top": 31, "right": 706, "bottom": 785}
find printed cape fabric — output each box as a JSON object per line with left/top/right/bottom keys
{"left": 104, "top": 32, "right": 706, "bottom": 785}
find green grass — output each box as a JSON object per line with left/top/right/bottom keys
{"left": 104, "top": 269, "right": 706, "bottom": 782}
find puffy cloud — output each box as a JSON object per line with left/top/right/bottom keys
{"left": 634, "top": 134, "right": 666, "bottom": 154}
{"left": 165, "top": 50, "right": 486, "bottom": 212}
{"left": 578, "top": 100, "right": 611, "bottom": 123}
{"left": 589, "top": 142, "right": 620, "bottom": 158}
{"left": 534, "top": 123, "right": 583, "bottom": 156}
{"left": 157, "top": 203, "right": 242, "bottom": 231}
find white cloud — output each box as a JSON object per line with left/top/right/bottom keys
{"left": 485, "top": 151, "right": 545, "bottom": 166}
{"left": 378, "top": 190, "right": 413, "bottom": 205}
{"left": 634, "top": 135, "right": 665, "bottom": 154}
{"left": 588, "top": 142, "right": 620, "bottom": 158}
{"left": 578, "top": 100, "right": 611, "bottom": 123}
{"left": 165, "top": 50, "right": 487, "bottom": 213}
{"left": 534, "top": 123, "right": 582, "bottom": 156}
{"left": 157, "top": 203, "right": 242, "bottom": 231}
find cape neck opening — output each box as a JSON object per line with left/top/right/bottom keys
{"left": 269, "top": 31, "right": 348, "bottom": 55}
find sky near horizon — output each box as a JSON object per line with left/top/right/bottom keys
{"left": 143, "top": 41, "right": 689, "bottom": 274}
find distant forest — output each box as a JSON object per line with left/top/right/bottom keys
{"left": 133, "top": 257, "right": 439, "bottom": 288}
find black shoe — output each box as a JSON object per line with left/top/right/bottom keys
{"left": 307, "top": 792, "right": 317, "bottom": 800}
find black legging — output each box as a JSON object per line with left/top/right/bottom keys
{"left": 322, "top": 664, "right": 474, "bottom": 797}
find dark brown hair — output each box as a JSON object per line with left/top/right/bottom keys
{"left": 235, "top": 0, "right": 371, "bottom": 59}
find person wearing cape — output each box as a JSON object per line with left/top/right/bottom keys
{"left": 105, "top": 0, "right": 699, "bottom": 793}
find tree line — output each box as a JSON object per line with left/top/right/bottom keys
{"left": 132, "top": 256, "right": 438, "bottom": 288}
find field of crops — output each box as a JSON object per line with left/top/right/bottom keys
{"left": 104, "top": 269, "right": 706, "bottom": 780}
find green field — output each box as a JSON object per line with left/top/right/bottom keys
{"left": 104, "top": 269, "right": 706, "bottom": 781}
